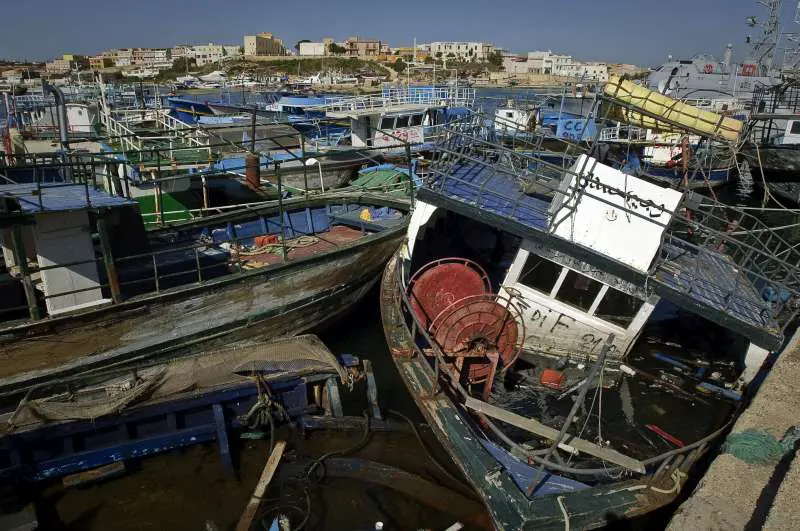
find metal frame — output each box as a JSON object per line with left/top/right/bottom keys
{"left": 419, "top": 104, "right": 800, "bottom": 348}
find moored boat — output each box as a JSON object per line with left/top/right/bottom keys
{"left": 0, "top": 168, "right": 410, "bottom": 407}
{"left": 0, "top": 334, "right": 358, "bottom": 483}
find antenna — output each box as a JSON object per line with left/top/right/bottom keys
{"left": 747, "top": 0, "right": 783, "bottom": 75}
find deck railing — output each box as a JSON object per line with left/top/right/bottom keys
{"left": 423, "top": 108, "right": 800, "bottom": 345}
{"left": 307, "top": 86, "right": 476, "bottom": 113}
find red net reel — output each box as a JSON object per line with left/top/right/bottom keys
{"left": 429, "top": 294, "right": 524, "bottom": 383}
{"left": 407, "top": 258, "right": 491, "bottom": 330}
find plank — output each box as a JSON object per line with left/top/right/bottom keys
{"left": 463, "top": 396, "right": 646, "bottom": 473}
{"left": 236, "top": 440, "right": 287, "bottom": 531}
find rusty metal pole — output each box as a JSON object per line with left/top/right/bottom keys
{"left": 405, "top": 141, "right": 415, "bottom": 207}
{"left": 11, "top": 224, "right": 40, "bottom": 320}
{"left": 250, "top": 106, "right": 257, "bottom": 153}
{"left": 154, "top": 181, "right": 163, "bottom": 225}
{"left": 97, "top": 217, "right": 121, "bottom": 304}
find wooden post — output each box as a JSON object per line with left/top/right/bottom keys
{"left": 97, "top": 217, "right": 121, "bottom": 304}
{"left": 236, "top": 440, "right": 287, "bottom": 531}
{"left": 11, "top": 224, "right": 40, "bottom": 320}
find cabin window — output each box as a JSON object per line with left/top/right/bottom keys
{"left": 790, "top": 121, "right": 800, "bottom": 135}
{"left": 517, "top": 254, "right": 562, "bottom": 295}
{"left": 395, "top": 116, "right": 410, "bottom": 128}
{"left": 554, "top": 270, "right": 603, "bottom": 312}
{"left": 380, "top": 117, "right": 394, "bottom": 129}
{"left": 505, "top": 111, "right": 514, "bottom": 118}
{"left": 410, "top": 114, "right": 423, "bottom": 126}
{"left": 593, "top": 288, "right": 643, "bottom": 328}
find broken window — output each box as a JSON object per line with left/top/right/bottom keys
{"left": 594, "top": 288, "right": 643, "bottom": 328}
{"left": 517, "top": 254, "right": 562, "bottom": 295}
{"left": 554, "top": 270, "right": 602, "bottom": 312}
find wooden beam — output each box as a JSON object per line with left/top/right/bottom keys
{"left": 236, "top": 440, "right": 287, "bottom": 531}
{"left": 463, "top": 397, "right": 646, "bottom": 473}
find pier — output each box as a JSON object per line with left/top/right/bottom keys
{"left": 667, "top": 328, "right": 800, "bottom": 530}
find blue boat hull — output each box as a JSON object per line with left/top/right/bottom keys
{"left": 167, "top": 97, "right": 216, "bottom": 123}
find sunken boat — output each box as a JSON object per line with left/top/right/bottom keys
{"left": 0, "top": 334, "right": 359, "bottom": 483}
{"left": 0, "top": 158, "right": 409, "bottom": 407}
{"left": 379, "top": 94, "right": 800, "bottom": 528}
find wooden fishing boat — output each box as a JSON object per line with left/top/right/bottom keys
{"left": 379, "top": 110, "right": 799, "bottom": 529}
{"left": 0, "top": 334, "right": 359, "bottom": 482}
{"left": 0, "top": 176, "right": 409, "bottom": 407}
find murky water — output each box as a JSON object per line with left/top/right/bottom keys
{"left": 25, "top": 286, "right": 489, "bottom": 531}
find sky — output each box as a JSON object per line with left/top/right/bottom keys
{"left": 0, "top": 0, "right": 794, "bottom": 66}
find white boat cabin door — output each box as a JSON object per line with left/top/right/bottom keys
{"left": 499, "top": 241, "right": 658, "bottom": 362}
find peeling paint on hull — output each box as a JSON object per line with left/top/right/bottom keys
{"left": 0, "top": 228, "right": 405, "bottom": 405}
{"left": 379, "top": 254, "right": 695, "bottom": 530}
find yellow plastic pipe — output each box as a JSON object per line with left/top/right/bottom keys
{"left": 603, "top": 75, "right": 743, "bottom": 143}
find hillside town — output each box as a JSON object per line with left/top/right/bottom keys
{"left": 1, "top": 30, "right": 643, "bottom": 90}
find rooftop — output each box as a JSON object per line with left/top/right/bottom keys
{"left": 0, "top": 183, "right": 134, "bottom": 215}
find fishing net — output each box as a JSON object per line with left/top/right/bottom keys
{"left": 723, "top": 427, "right": 800, "bottom": 465}
{"left": 8, "top": 335, "right": 346, "bottom": 429}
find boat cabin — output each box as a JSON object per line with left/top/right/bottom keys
{"left": 1, "top": 184, "right": 135, "bottom": 317}
{"left": 327, "top": 104, "right": 451, "bottom": 150}
{"left": 776, "top": 118, "right": 800, "bottom": 145}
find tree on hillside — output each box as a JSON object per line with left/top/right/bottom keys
{"left": 388, "top": 58, "right": 406, "bottom": 72}
{"left": 328, "top": 42, "right": 347, "bottom": 55}
{"left": 487, "top": 50, "right": 503, "bottom": 68}
{"left": 171, "top": 57, "right": 196, "bottom": 72}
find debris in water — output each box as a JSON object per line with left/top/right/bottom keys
{"left": 620, "top": 378, "right": 635, "bottom": 425}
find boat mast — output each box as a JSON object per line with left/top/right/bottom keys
{"left": 747, "top": 0, "right": 783, "bottom": 75}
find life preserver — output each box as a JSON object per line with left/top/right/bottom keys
{"left": 703, "top": 64, "right": 714, "bottom": 74}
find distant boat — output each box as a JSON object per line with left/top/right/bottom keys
{"left": 121, "top": 68, "right": 159, "bottom": 79}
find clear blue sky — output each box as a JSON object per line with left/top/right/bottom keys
{"left": 0, "top": 0, "right": 794, "bottom": 66}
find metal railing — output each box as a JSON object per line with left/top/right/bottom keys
{"left": 306, "top": 86, "right": 476, "bottom": 113}
{"left": 598, "top": 125, "right": 648, "bottom": 142}
{"left": 423, "top": 108, "right": 800, "bottom": 341}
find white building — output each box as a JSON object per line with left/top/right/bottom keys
{"left": 298, "top": 42, "right": 327, "bottom": 56}
{"left": 429, "top": 41, "right": 494, "bottom": 61}
{"left": 502, "top": 53, "right": 533, "bottom": 74}
{"left": 564, "top": 61, "right": 608, "bottom": 82}
{"left": 526, "top": 50, "right": 573, "bottom": 76}
{"left": 190, "top": 44, "right": 241, "bottom": 66}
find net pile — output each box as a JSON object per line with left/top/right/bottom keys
{"left": 10, "top": 334, "right": 345, "bottom": 428}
